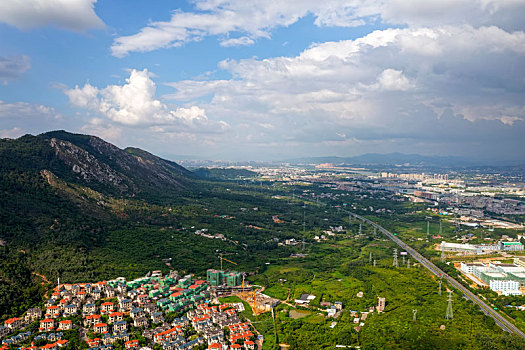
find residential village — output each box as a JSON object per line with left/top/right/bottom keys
{"left": 0, "top": 264, "right": 389, "bottom": 350}
{"left": 0, "top": 270, "right": 259, "bottom": 350}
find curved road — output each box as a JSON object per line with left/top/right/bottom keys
{"left": 345, "top": 210, "right": 525, "bottom": 338}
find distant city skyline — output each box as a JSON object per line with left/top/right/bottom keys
{"left": 0, "top": 1, "right": 524, "bottom": 162}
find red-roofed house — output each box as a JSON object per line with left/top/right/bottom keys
{"left": 93, "top": 322, "right": 108, "bottom": 334}
{"left": 4, "top": 317, "right": 22, "bottom": 329}
{"left": 109, "top": 312, "right": 124, "bottom": 323}
{"left": 56, "top": 339, "right": 68, "bottom": 347}
{"left": 244, "top": 340, "right": 256, "bottom": 349}
{"left": 101, "top": 302, "right": 114, "bottom": 313}
{"left": 39, "top": 318, "right": 54, "bottom": 332}
{"left": 57, "top": 320, "right": 72, "bottom": 331}
{"left": 46, "top": 305, "right": 60, "bottom": 318}
{"left": 84, "top": 314, "right": 101, "bottom": 327}
{"left": 125, "top": 339, "right": 139, "bottom": 349}
{"left": 86, "top": 338, "right": 101, "bottom": 347}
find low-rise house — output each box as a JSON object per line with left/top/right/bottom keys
{"left": 105, "top": 287, "right": 116, "bottom": 298}
{"left": 133, "top": 317, "right": 148, "bottom": 328}
{"left": 57, "top": 320, "right": 72, "bottom": 331}
{"left": 244, "top": 340, "right": 256, "bottom": 350}
{"left": 109, "top": 312, "right": 124, "bottom": 324}
{"left": 151, "top": 312, "right": 164, "bottom": 324}
{"left": 93, "top": 322, "right": 108, "bottom": 334}
{"left": 0, "top": 326, "right": 11, "bottom": 338}
{"left": 152, "top": 327, "right": 184, "bottom": 344}
{"left": 46, "top": 305, "right": 61, "bottom": 318}
{"left": 39, "top": 318, "right": 55, "bottom": 332}
{"left": 113, "top": 320, "right": 127, "bottom": 334}
{"left": 130, "top": 308, "right": 145, "bottom": 319}
{"left": 84, "top": 314, "right": 102, "bottom": 327}
{"left": 144, "top": 303, "right": 158, "bottom": 314}
{"left": 86, "top": 338, "right": 102, "bottom": 348}
{"left": 101, "top": 302, "right": 115, "bottom": 313}
{"left": 25, "top": 307, "right": 42, "bottom": 322}
{"left": 92, "top": 288, "right": 102, "bottom": 300}
{"left": 83, "top": 303, "right": 97, "bottom": 315}
{"left": 125, "top": 339, "right": 139, "bottom": 349}
{"left": 63, "top": 304, "right": 78, "bottom": 316}
{"left": 119, "top": 299, "right": 133, "bottom": 311}
{"left": 4, "top": 317, "right": 23, "bottom": 330}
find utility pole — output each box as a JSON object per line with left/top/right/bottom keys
{"left": 426, "top": 220, "right": 430, "bottom": 242}
{"left": 446, "top": 291, "right": 454, "bottom": 320}
{"left": 412, "top": 309, "right": 417, "bottom": 321}
{"left": 393, "top": 248, "right": 398, "bottom": 268}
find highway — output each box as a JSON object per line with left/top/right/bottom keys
{"left": 345, "top": 211, "right": 525, "bottom": 339}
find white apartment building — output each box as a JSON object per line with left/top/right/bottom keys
{"left": 489, "top": 280, "right": 521, "bottom": 296}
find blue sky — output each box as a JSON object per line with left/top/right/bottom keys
{"left": 1, "top": 0, "right": 524, "bottom": 163}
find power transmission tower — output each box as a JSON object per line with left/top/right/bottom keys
{"left": 412, "top": 309, "right": 417, "bottom": 321}
{"left": 445, "top": 291, "right": 453, "bottom": 320}
{"left": 373, "top": 260, "right": 376, "bottom": 267}
{"left": 369, "top": 252, "right": 372, "bottom": 264}
{"left": 438, "top": 280, "right": 442, "bottom": 296}
{"left": 359, "top": 223, "right": 362, "bottom": 235}
{"left": 426, "top": 221, "right": 430, "bottom": 242}
{"left": 393, "top": 248, "right": 398, "bottom": 268}
{"left": 406, "top": 258, "right": 410, "bottom": 268}
{"left": 402, "top": 255, "right": 405, "bottom": 266}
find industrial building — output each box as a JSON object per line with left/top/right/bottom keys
{"left": 441, "top": 241, "right": 524, "bottom": 255}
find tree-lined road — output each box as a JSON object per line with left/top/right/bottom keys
{"left": 346, "top": 211, "right": 525, "bottom": 339}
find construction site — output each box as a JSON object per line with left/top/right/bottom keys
{"left": 207, "top": 255, "right": 280, "bottom": 315}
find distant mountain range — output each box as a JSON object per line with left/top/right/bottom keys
{"left": 287, "top": 153, "right": 524, "bottom": 168}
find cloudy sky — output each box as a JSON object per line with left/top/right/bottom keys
{"left": 1, "top": 0, "right": 524, "bottom": 162}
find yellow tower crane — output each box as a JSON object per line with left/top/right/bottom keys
{"left": 218, "top": 254, "right": 237, "bottom": 270}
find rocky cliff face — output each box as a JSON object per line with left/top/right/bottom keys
{"left": 39, "top": 130, "right": 192, "bottom": 196}
{"left": 49, "top": 138, "right": 131, "bottom": 192}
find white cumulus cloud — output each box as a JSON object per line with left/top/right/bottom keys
{"left": 163, "top": 25, "right": 525, "bottom": 159}
{"left": 0, "top": 0, "right": 104, "bottom": 32}
{"left": 65, "top": 69, "right": 229, "bottom": 133}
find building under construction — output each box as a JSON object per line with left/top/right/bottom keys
{"left": 207, "top": 269, "right": 243, "bottom": 287}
